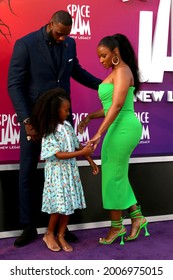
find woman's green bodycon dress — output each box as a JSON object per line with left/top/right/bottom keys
{"left": 98, "top": 83, "right": 142, "bottom": 210}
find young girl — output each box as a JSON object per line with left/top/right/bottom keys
{"left": 32, "top": 88, "right": 99, "bottom": 252}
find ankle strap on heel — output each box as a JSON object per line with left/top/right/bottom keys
{"left": 129, "top": 205, "right": 143, "bottom": 219}
{"left": 111, "top": 217, "right": 123, "bottom": 228}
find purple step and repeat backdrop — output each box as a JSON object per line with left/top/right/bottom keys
{"left": 0, "top": 0, "right": 173, "bottom": 164}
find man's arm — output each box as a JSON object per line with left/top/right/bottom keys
{"left": 8, "top": 39, "right": 30, "bottom": 122}
{"left": 70, "top": 40, "right": 102, "bottom": 90}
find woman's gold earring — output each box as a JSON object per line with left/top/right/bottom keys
{"left": 112, "top": 56, "right": 119, "bottom": 66}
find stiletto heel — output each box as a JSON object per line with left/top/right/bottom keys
{"left": 120, "top": 234, "right": 125, "bottom": 245}
{"left": 99, "top": 218, "right": 126, "bottom": 245}
{"left": 125, "top": 206, "right": 150, "bottom": 241}
{"left": 144, "top": 223, "right": 150, "bottom": 236}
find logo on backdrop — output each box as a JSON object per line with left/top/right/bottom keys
{"left": 72, "top": 113, "right": 90, "bottom": 145}
{"left": 138, "top": 0, "right": 173, "bottom": 82}
{"left": 0, "top": 113, "right": 20, "bottom": 149}
{"left": 135, "top": 111, "right": 150, "bottom": 144}
{"left": 67, "top": 4, "right": 91, "bottom": 40}
{"left": 134, "top": 91, "right": 173, "bottom": 102}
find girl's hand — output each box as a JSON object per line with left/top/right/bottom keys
{"left": 90, "top": 160, "right": 99, "bottom": 175}
{"left": 78, "top": 115, "right": 90, "bottom": 134}
{"left": 81, "top": 143, "right": 94, "bottom": 156}
{"left": 88, "top": 132, "right": 101, "bottom": 151}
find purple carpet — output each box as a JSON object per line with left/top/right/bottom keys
{"left": 0, "top": 221, "right": 172, "bottom": 260}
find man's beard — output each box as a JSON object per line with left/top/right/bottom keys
{"left": 48, "top": 30, "right": 62, "bottom": 44}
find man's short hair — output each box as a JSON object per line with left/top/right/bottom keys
{"left": 51, "top": 10, "right": 72, "bottom": 26}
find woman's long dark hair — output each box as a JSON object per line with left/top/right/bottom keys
{"left": 98, "top": 33, "right": 140, "bottom": 93}
{"left": 32, "top": 88, "right": 70, "bottom": 139}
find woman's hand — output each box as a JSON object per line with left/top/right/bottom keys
{"left": 78, "top": 115, "right": 90, "bottom": 134}
{"left": 88, "top": 132, "right": 101, "bottom": 151}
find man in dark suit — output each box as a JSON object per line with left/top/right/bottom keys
{"left": 8, "top": 10, "right": 101, "bottom": 248}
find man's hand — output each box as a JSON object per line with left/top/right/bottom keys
{"left": 24, "top": 124, "right": 40, "bottom": 142}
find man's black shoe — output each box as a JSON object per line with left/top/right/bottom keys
{"left": 64, "top": 227, "right": 79, "bottom": 243}
{"left": 14, "top": 226, "right": 38, "bottom": 247}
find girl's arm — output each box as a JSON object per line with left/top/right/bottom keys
{"left": 84, "top": 155, "right": 99, "bottom": 175}
{"left": 55, "top": 143, "right": 99, "bottom": 174}
{"left": 55, "top": 146, "right": 92, "bottom": 159}
{"left": 79, "top": 143, "right": 99, "bottom": 175}
{"left": 55, "top": 142, "right": 94, "bottom": 160}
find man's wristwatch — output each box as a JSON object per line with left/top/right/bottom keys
{"left": 23, "top": 117, "right": 31, "bottom": 125}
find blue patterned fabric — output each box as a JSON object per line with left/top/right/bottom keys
{"left": 41, "top": 121, "right": 86, "bottom": 215}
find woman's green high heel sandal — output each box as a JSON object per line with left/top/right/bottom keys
{"left": 99, "top": 218, "right": 126, "bottom": 245}
{"left": 125, "top": 206, "right": 150, "bottom": 241}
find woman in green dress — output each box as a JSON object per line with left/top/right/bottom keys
{"left": 78, "top": 34, "right": 150, "bottom": 245}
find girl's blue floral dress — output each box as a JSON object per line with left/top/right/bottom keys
{"left": 41, "top": 121, "right": 86, "bottom": 215}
